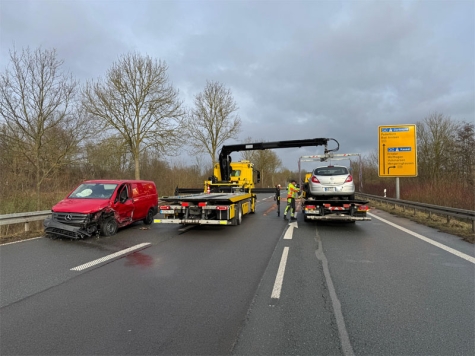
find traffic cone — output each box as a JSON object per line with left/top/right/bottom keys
{"left": 207, "top": 185, "right": 210, "bottom": 194}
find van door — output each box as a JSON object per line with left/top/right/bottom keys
{"left": 112, "top": 183, "right": 134, "bottom": 226}
{"left": 131, "top": 182, "right": 147, "bottom": 219}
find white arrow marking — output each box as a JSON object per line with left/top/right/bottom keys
{"left": 283, "top": 221, "right": 298, "bottom": 239}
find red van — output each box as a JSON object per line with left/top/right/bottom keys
{"left": 44, "top": 180, "right": 158, "bottom": 239}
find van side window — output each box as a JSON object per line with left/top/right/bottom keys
{"left": 117, "top": 184, "right": 129, "bottom": 203}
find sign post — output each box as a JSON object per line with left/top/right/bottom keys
{"left": 378, "top": 124, "right": 417, "bottom": 199}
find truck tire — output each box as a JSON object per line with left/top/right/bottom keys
{"left": 143, "top": 208, "right": 155, "bottom": 225}
{"left": 233, "top": 204, "right": 242, "bottom": 225}
{"left": 101, "top": 217, "right": 118, "bottom": 236}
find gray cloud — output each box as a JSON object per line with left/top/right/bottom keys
{"left": 1, "top": 0, "right": 473, "bottom": 170}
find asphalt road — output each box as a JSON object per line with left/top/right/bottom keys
{"left": 1, "top": 194, "right": 474, "bottom": 355}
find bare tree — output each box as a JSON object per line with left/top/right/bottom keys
{"left": 82, "top": 52, "right": 185, "bottom": 179}
{"left": 0, "top": 47, "right": 90, "bottom": 209}
{"left": 184, "top": 80, "right": 241, "bottom": 165}
{"left": 416, "top": 113, "right": 459, "bottom": 181}
{"left": 84, "top": 135, "right": 132, "bottom": 179}
{"left": 240, "top": 137, "right": 282, "bottom": 187}
{"left": 454, "top": 121, "right": 475, "bottom": 186}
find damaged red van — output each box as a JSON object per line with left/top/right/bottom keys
{"left": 43, "top": 180, "right": 158, "bottom": 239}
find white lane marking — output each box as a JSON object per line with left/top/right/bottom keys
{"left": 0, "top": 236, "right": 43, "bottom": 246}
{"left": 70, "top": 243, "right": 151, "bottom": 271}
{"left": 283, "top": 222, "right": 298, "bottom": 239}
{"left": 271, "top": 247, "right": 289, "bottom": 299}
{"left": 368, "top": 212, "right": 475, "bottom": 265}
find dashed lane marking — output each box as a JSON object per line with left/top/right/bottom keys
{"left": 70, "top": 243, "right": 151, "bottom": 271}
{"left": 271, "top": 246, "right": 289, "bottom": 299}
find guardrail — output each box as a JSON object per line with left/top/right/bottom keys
{"left": 0, "top": 211, "right": 51, "bottom": 232}
{"left": 356, "top": 192, "right": 475, "bottom": 232}
{"left": 1, "top": 194, "right": 474, "bottom": 233}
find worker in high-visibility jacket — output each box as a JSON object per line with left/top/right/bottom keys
{"left": 284, "top": 179, "right": 300, "bottom": 220}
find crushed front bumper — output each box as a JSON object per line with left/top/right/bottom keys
{"left": 43, "top": 218, "right": 93, "bottom": 239}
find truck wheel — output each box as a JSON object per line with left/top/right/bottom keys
{"left": 143, "top": 208, "right": 155, "bottom": 225}
{"left": 233, "top": 204, "right": 242, "bottom": 225}
{"left": 101, "top": 217, "right": 118, "bottom": 236}
{"left": 237, "top": 205, "right": 242, "bottom": 225}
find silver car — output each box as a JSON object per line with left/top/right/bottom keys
{"left": 307, "top": 165, "right": 355, "bottom": 200}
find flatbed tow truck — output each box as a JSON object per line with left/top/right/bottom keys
{"left": 299, "top": 153, "right": 371, "bottom": 223}
{"left": 154, "top": 138, "right": 339, "bottom": 229}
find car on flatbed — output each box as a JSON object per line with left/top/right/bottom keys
{"left": 307, "top": 165, "right": 355, "bottom": 200}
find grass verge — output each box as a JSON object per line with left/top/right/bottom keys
{"left": 367, "top": 199, "right": 474, "bottom": 244}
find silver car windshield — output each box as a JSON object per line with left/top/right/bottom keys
{"left": 314, "top": 167, "right": 348, "bottom": 176}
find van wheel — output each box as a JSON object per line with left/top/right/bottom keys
{"left": 101, "top": 218, "right": 118, "bottom": 236}
{"left": 143, "top": 208, "right": 155, "bottom": 225}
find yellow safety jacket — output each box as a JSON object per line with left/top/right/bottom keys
{"left": 287, "top": 183, "right": 300, "bottom": 199}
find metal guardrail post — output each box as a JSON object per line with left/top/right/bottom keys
{"left": 0, "top": 211, "right": 52, "bottom": 233}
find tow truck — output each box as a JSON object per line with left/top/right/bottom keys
{"left": 154, "top": 138, "right": 339, "bottom": 229}
{"left": 299, "top": 152, "right": 371, "bottom": 222}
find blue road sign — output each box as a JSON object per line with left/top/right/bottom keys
{"left": 387, "top": 147, "right": 412, "bottom": 152}
{"left": 381, "top": 127, "right": 410, "bottom": 133}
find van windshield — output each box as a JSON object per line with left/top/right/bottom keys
{"left": 68, "top": 183, "right": 117, "bottom": 199}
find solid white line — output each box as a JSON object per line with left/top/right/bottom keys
{"left": 271, "top": 247, "right": 289, "bottom": 299}
{"left": 368, "top": 212, "right": 475, "bottom": 265}
{"left": 70, "top": 243, "right": 151, "bottom": 271}
{"left": 0, "top": 236, "right": 43, "bottom": 246}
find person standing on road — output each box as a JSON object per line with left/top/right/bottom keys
{"left": 284, "top": 179, "right": 300, "bottom": 220}
{"left": 275, "top": 184, "right": 281, "bottom": 216}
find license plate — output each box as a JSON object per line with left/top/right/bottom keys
{"left": 160, "top": 210, "right": 174, "bottom": 214}
{"left": 324, "top": 187, "right": 335, "bottom": 192}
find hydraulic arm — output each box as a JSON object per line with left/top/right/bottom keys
{"left": 218, "top": 138, "right": 339, "bottom": 182}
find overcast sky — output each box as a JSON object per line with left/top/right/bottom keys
{"left": 1, "top": 0, "right": 473, "bottom": 171}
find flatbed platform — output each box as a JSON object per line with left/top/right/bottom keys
{"left": 302, "top": 198, "right": 369, "bottom": 205}
{"left": 160, "top": 192, "right": 253, "bottom": 203}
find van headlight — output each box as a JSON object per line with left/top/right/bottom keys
{"left": 89, "top": 211, "right": 102, "bottom": 222}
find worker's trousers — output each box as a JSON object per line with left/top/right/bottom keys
{"left": 284, "top": 198, "right": 296, "bottom": 217}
